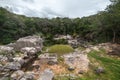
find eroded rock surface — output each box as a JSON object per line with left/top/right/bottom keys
{"left": 63, "top": 51, "right": 89, "bottom": 73}
{"left": 8, "top": 35, "right": 43, "bottom": 52}
{"left": 38, "top": 69, "right": 54, "bottom": 80}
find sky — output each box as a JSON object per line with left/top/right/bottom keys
{"left": 0, "top": 0, "right": 111, "bottom": 18}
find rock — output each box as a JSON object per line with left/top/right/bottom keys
{"left": 21, "top": 47, "right": 37, "bottom": 57}
{"left": 0, "top": 55, "right": 8, "bottom": 62}
{"left": 10, "top": 35, "right": 43, "bottom": 52}
{"left": 68, "top": 66, "right": 75, "bottom": 71}
{"left": 0, "top": 64, "right": 5, "bottom": 71}
{"left": 47, "top": 61, "right": 58, "bottom": 65}
{"left": 78, "top": 70, "right": 84, "bottom": 74}
{"left": 39, "top": 53, "right": 58, "bottom": 65}
{"left": 13, "top": 57, "right": 25, "bottom": 66}
{"left": 38, "top": 69, "right": 54, "bottom": 80}
{"left": 20, "top": 72, "right": 34, "bottom": 80}
{"left": 0, "top": 46, "right": 14, "bottom": 54}
{"left": 63, "top": 52, "right": 89, "bottom": 73}
{"left": 11, "top": 70, "right": 24, "bottom": 80}
{"left": 68, "top": 39, "right": 78, "bottom": 48}
{"left": 5, "top": 62, "right": 21, "bottom": 71}
{"left": 95, "top": 67, "right": 105, "bottom": 74}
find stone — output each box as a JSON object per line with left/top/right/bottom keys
{"left": 13, "top": 57, "right": 25, "bottom": 66}
{"left": 20, "top": 72, "right": 34, "bottom": 80}
{"left": 0, "top": 55, "right": 8, "bottom": 62}
{"left": 68, "top": 39, "right": 78, "bottom": 48}
{"left": 78, "top": 70, "right": 84, "bottom": 74}
{"left": 11, "top": 70, "right": 24, "bottom": 80}
{"left": 63, "top": 52, "right": 89, "bottom": 73}
{"left": 10, "top": 35, "right": 43, "bottom": 52}
{"left": 0, "top": 46, "right": 14, "bottom": 54}
{"left": 0, "top": 65, "right": 4, "bottom": 72}
{"left": 21, "top": 47, "right": 37, "bottom": 57}
{"left": 38, "top": 69, "right": 54, "bottom": 80}
{"left": 39, "top": 53, "right": 58, "bottom": 65}
{"left": 5, "top": 62, "right": 21, "bottom": 71}
{"left": 68, "top": 66, "right": 75, "bottom": 71}
{"left": 95, "top": 67, "right": 105, "bottom": 74}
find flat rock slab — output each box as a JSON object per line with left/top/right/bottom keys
{"left": 38, "top": 69, "right": 54, "bottom": 80}
{"left": 63, "top": 52, "right": 89, "bottom": 73}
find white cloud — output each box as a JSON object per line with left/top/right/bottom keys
{"left": 0, "top": 0, "right": 111, "bottom": 18}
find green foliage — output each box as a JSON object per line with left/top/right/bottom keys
{"left": 54, "top": 39, "right": 68, "bottom": 44}
{"left": 0, "top": 0, "right": 120, "bottom": 44}
{"left": 48, "top": 45, "right": 74, "bottom": 55}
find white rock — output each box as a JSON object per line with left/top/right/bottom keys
{"left": 38, "top": 69, "right": 54, "bottom": 80}
{"left": 63, "top": 52, "right": 89, "bottom": 72}
{"left": 11, "top": 70, "right": 24, "bottom": 80}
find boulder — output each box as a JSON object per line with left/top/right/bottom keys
{"left": 38, "top": 69, "right": 54, "bottom": 80}
{"left": 11, "top": 70, "right": 24, "bottom": 80}
{"left": 0, "top": 55, "right": 8, "bottom": 62}
{"left": 95, "top": 67, "right": 105, "bottom": 74}
{"left": 8, "top": 35, "right": 43, "bottom": 52}
{"left": 21, "top": 47, "right": 38, "bottom": 58}
{"left": 4, "top": 62, "right": 21, "bottom": 71}
{"left": 68, "top": 66, "right": 75, "bottom": 71}
{"left": 13, "top": 57, "right": 25, "bottom": 66}
{"left": 20, "top": 72, "right": 34, "bottom": 80}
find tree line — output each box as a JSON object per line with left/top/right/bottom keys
{"left": 0, "top": 0, "right": 120, "bottom": 44}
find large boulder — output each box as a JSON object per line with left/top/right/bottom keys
{"left": 38, "top": 69, "right": 54, "bottom": 80}
{"left": 8, "top": 35, "right": 43, "bottom": 52}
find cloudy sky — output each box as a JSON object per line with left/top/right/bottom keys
{"left": 0, "top": 0, "right": 111, "bottom": 18}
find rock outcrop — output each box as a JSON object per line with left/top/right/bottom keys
{"left": 63, "top": 51, "right": 89, "bottom": 73}
{"left": 0, "top": 35, "right": 43, "bottom": 80}
{"left": 8, "top": 35, "right": 43, "bottom": 52}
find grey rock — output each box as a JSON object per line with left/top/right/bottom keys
{"left": 63, "top": 52, "right": 89, "bottom": 73}
{"left": 0, "top": 55, "right": 8, "bottom": 62}
{"left": 20, "top": 72, "right": 34, "bottom": 80}
{"left": 38, "top": 69, "right": 54, "bottom": 80}
{"left": 21, "top": 47, "right": 37, "bottom": 57}
{"left": 95, "top": 67, "right": 105, "bottom": 74}
{"left": 68, "top": 66, "right": 75, "bottom": 71}
{"left": 13, "top": 57, "right": 25, "bottom": 66}
{"left": 10, "top": 35, "right": 43, "bottom": 52}
{"left": 0, "top": 46, "right": 14, "bottom": 54}
{"left": 11, "top": 70, "right": 24, "bottom": 80}
{"left": 5, "top": 62, "right": 21, "bottom": 71}
{"left": 39, "top": 53, "right": 58, "bottom": 65}
{"left": 78, "top": 70, "right": 84, "bottom": 74}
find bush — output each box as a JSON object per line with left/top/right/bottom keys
{"left": 48, "top": 45, "right": 74, "bottom": 55}
{"left": 55, "top": 39, "right": 68, "bottom": 44}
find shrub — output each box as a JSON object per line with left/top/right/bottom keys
{"left": 48, "top": 45, "right": 74, "bottom": 55}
